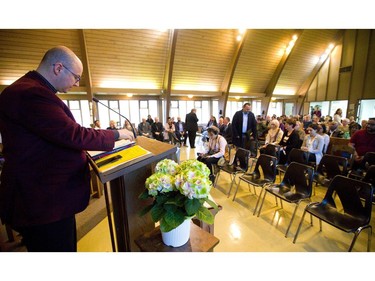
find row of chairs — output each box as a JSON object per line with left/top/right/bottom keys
{"left": 213, "top": 145, "right": 375, "bottom": 251}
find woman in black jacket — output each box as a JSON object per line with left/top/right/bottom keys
{"left": 278, "top": 118, "right": 301, "bottom": 164}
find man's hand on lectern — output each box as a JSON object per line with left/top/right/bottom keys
{"left": 118, "top": 129, "right": 135, "bottom": 141}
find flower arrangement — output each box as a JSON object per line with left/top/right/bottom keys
{"left": 139, "top": 159, "right": 218, "bottom": 233}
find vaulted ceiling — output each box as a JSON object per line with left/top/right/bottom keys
{"left": 0, "top": 29, "right": 342, "bottom": 100}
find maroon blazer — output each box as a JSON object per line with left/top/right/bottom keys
{"left": 0, "top": 71, "right": 117, "bottom": 228}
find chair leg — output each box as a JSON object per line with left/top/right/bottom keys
{"left": 367, "top": 226, "right": 372, "bottom": 252}
{"left": 348, "top": 225, "right": 372, "bottom": 252}
{"left": 257, "top": 189, "right": 268, "bottom": 217}
{"left": 293, "top": 209, "right": 308, "bottom": 244}
{"left": 232, "top": 178, "right": 241, "bottom": 201}
{"left": 319, "top": 219, "right": 322, "bottom": 232}
{"left": 285, "top": 203, "right": 299, "bottom": 238}
{"left": 253, "top": 186, "right": 265, "bottom": 216}
{"left": 227, "top": 175, "right": 237, "bottom": 198}
{"left": 214, "top": 171, "right": 220, "bottom": 187}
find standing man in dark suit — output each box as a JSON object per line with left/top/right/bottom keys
{"left": 185, "top": 108, "right": 199, "bottom": 149}
{"left": 175, "top": 116, "right": 187, "bottom": 146}
{"left": 232, "top": 103, "right": 257, "bottom": 151}
{"left": 222, "top": 116, "right": 233, "bottom": 144}
{"left": 0, "top": 46, "right": 134, "bottom": 252}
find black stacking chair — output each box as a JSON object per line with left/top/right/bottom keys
{"left": 261, "top": 144, "right": 281, "bottom": 163}
{"left": 276, "top": 148, "right": 310, "bottom": 182}
{"left": 330, "top": 144, "right": 355, "bottom": 170}
{"left": 361, "top": 165, "right": 375, "bottom": 204}
{"left": 257, "top": 162, "right": 314, "bottom": 238}
{"left": 313, "top": 154, "right": 348, "bottom": 188}
{"left": 233, "top": 154, "right": 278, "bottom": 215}
{"left": 214, "top": 147, "right": 251, "bottom": 198}
{"left": 293, "top": 175, "right": 373, "bottom": 252}
{"left": 349, "top": 152, "right": 375, "bottom": 180}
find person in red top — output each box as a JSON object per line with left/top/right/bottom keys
{"left": 349, "top": 117, "right": 375, "bottom": 170}
{"left": 0, "top": 46, "right": 134, "bottom": 252}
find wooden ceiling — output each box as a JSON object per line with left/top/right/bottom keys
{"left": 0, "top": 29, "right": 342, "bottom": 99}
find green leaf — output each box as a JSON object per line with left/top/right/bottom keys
{"left": 139, "top": 204, "right": 153, "bottom": 217}
{"left": 160, "top": 209, "right": 185, "bottom": 232}
{"left": 185, "top": 198, "right": 201, "bottom": 216}
{"left": 138, "top": 189, "right": 150, "bottom": 200}
{"left": 195, "top": 206, "right": 214, "bottom": 224}
{"left": 204, "top": 198, "right": 219, "bottom": 210}
{"left": 150, "top": 204, "right": 165, "bottom": 222}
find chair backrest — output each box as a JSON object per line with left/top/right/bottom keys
{"left": 362, "top": 165, "right": 375, "bottom": 187}
{"left": 255, "top": 154, "right": 278, "bottom": 182}
{"left": 281, "top": 162, "right": 314, "bottom": 196}
{"left": 322, "top": 175, "right": 373, "bottom": 220}
{"left": 363, "top": 152, "right": 375, "bottom": 169}
{"left": 316, "top": 154, "right": 348, "bottom": 179}
{"left": 262, "top": 144, "right": 281, "bottom": 162}
{"left": 233, "top": 147, "right": 251, "bottom": 171}
{"left": 287, "top": 148, "right": 309, "bottom": 165}
{"left": 330, "top": 144, "right": 355, "bottom": 169}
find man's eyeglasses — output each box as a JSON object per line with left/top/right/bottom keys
{"left": 53, "top": 63, "right": 81, "bottom": 82}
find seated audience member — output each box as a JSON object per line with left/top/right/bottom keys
{"left": 138, "top": 118, "right": 152, "bottom": 138}
{"left": 278, "top": 118, "right": 301, "bottom": 164}
{"left": 107, "top": 120, "right": 117, "bottom": 130}
{"left": 146, "top": 114, "right": 154, "bottom": 125}
{"left": 256, "top": 116, "right": 268, "bottom": 142}
{"left": 93, "top": 120, "right": 101, "bottom": 130}
{"left": 175, "top": 116, "right": 187, "bottom": 146}
{"left": 295, "top": 121, "right": 305, "bottom": 146}
{"left": 259, "top": 119, "right": 283, "bottom": 154}
{"left": 151, "top": 117, "right": 164, "bottom": 142}
{"left": 349, "top": 117, "right": 375, "bottom": 170}
{"left": 328, "top": 121, "right": 343, "bottom": 138}
{"left": 218, "top": 117, "right": 225, "bottom": 134}
{"left": 338, "top": 118, "right": 350, "bottom": 139}
{"left": 301, "top": 124, "right": 324, "bottom": 165}
{"left": 303, "top": 114, "right": 312, "bottom": 132}
{"left": 361, "top": 119, "right": 368, "bottom": 130}
{"left": 123, "top": 120, "right": 133, "bottom": 131}
{"left": 348, "top": 116, "right": 361, "bottom": 136}
{"left": 164, "top": 118, "right": 179, "bottom": 144}
{"left": 317, "top": 123, "right": 330, "bottom": 154}
{"left": 222, "top": 117, "right": 233, "bottom": 144}
{"left": 197, "top": 126, "right": 227, "bottom": 183}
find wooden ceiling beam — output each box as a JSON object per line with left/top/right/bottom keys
{"left": 295, "top": 30, "right": 345, "bottom": 114}
{"left": 162, "top": 29, "right": 178, "bottom": 121}
{"left": 219, "top": 30, "right": 247, "bottom": 116}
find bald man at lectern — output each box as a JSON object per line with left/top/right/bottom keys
{"left": 0, "top": 46, "right": 134, "bottom": 252}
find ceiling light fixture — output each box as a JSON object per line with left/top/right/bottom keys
{"left": 285, "top": 34, "right": 298, "bottom": 55}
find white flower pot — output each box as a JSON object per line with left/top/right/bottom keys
{"left": 161, "top": 219, "right": 191, "bottom": 247}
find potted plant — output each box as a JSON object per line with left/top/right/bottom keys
{"left": 139, "top": 158, "right": 218, "bottom": 246}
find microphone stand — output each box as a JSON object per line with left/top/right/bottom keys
{"left": 92, "top": 97, "right": 137, "bottom": 140}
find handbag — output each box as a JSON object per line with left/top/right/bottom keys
{"left": 217, "top": 157, "right": 226, "bottom": 166}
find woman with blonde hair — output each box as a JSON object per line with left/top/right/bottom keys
{"left": 259, "top": 119, "right": 283, "bottom": 154}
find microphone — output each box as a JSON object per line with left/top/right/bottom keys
{"left": 92, "top": 97, "right": 137, "bottom": 139}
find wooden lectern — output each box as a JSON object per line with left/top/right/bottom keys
{"left": 89, "top": 136, "right": 178, "bottom": 251}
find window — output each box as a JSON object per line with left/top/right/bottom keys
{"left": 358, "top": 99, "right": 375, "bottom": 123}
{"left": 267, "top": 101, "right": 283, "bottom": 117}
{"left": 63, "top": 100, "right": 91, "bottom": 128}
{"left": 330, "top": 100, "right": 348, "bottom": 118}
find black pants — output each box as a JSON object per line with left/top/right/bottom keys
{"left": 187, "top": 131, "right": 196, "bottom": 148}
{"left": 197, "top": 155, "right": 219, "bottom": 175}
{"left": 176, "top": 132, "right": 187, "bottom": 145}
{"left": 15, "top": 216, "right": 77, "bottom": 252}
